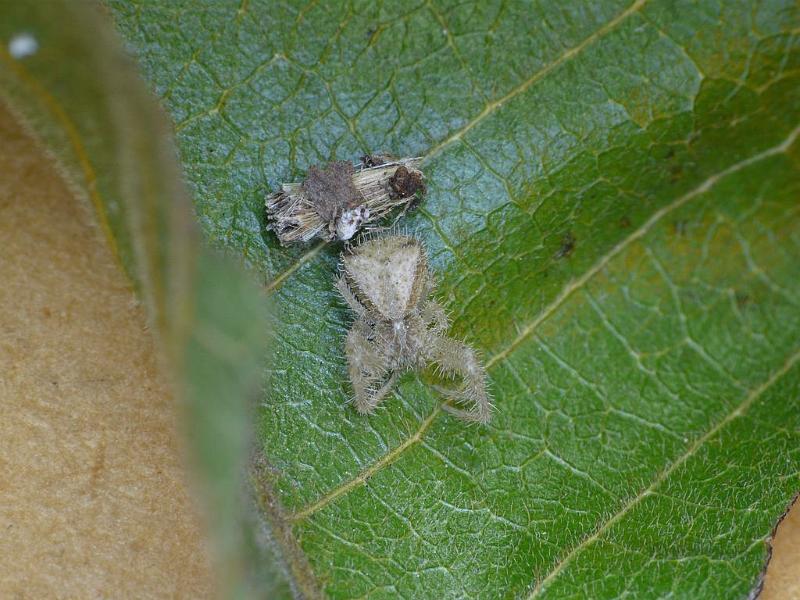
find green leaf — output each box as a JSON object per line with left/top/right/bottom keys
{"left": 118, "top": 0, "right": 800, "bottom": 597}
{"left": 0, "top": 2, "right": 288, "bottom": 598}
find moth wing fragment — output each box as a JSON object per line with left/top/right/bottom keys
{"left": 353, "top": 158, "right": 425, "bottom": 224}
{"left": 303, "top": 161, "right": 362, "bottom": 221}
{"left": 267, "top": 157, "right": 426, "bottom": 245}
{"left": 266, "top": 183, "right": 328, "bottom": 245}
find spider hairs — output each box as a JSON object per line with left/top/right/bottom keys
{"left": 266, "top": 155, "right": 426, "bottom": 245}
{"left": 336, "top": 233, "right": 492, "bottom": 424}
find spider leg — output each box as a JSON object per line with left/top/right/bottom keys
{"left": 360, "top": 370, "right": 400, "bottom": 413}
{"left": 421, "top": 299, "right": 449, "bottom": 335}
{"left": 422, "top": 272, "right": 438, "bottom": 298}
{"left": 345, "top": 322, "right": 397, "bottom": 414}
{"left": 424, "top": 335, "right": 492, "bottom": 424}
{"left": 336, "top": 276, "right": 368, "bottom": 319}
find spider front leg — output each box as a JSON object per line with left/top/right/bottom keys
{"left": 345, "top": 320, "right": 398, "bottom": 414}
{"left": 421, "top": 299, "right": 449, "bottom": 335}
{"left": 336, "top": 276, "right": 368, "bottom": 319}
{"left": 425, "top": 335, "right": 492, "bottom": 424}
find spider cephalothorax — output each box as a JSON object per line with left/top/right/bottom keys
{"left": 336, "top": 234, "right": 492, "bottom": 423}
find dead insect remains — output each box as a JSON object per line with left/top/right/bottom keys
{"left": 337, "top": 234, "right": 492, "bottom": 423}
{"left": 266, "top": 156, "right": 426, "bottom": 245}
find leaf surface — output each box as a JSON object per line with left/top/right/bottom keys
{"left": 108, "top": 1, "right": 800, "bottom": 597}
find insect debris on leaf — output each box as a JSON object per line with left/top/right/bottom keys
{"left": 336, "top": 233, "right": 493, "bottom": 424}
{"left": 266, "top": 156, "right": 426, "bottom": 245}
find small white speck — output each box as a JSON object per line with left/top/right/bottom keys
{"left": 9, "top": 33, "right": 38, "bottom": 59}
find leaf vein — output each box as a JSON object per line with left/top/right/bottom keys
{"left": 422, "top": 0, "right": 648, "bottom": 161}
{"left": 525, "top": 344, "right": 800, "bottom": 598}
{"left": 289, "top": 121, "right": 800, "bottom": 523}
{"left": 262, "top": 0, "right": 647, "bottom": 295}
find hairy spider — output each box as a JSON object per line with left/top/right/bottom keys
{"left": 336, "top": 234, "right": 492, "bottom": 423}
